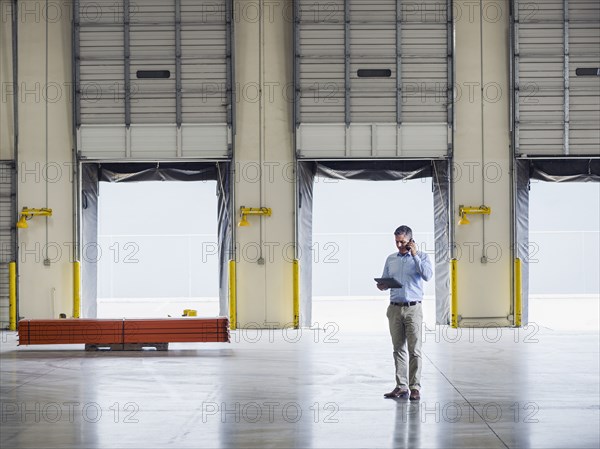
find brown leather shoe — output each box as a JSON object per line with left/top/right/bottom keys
{"left": 384, "top": 387, "right": 409, "bottom": 398}
{"left": 409, "top": 389, "right": 420, "bottom": 401}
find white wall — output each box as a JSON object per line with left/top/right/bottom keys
{"left": 3, "top": 0, "right": 597, "bottom": 326}
{"left": 453, "top": 0, "right": 512, "bottom": 325}
{"left": 0, "top": 0, "right": 14, "bottom": 160}
{"left": 233, "top": 0, "right": 295, "bottom": 327}
{"left": 15, "top": 1, "right": 74, "bottom": 319}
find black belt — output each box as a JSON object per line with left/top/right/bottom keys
{"left": 390, "top": 301, "right": 421, "bottom": 307}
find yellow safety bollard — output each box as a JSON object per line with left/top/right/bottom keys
{"left": 73, "top": 261, "right": 81, "bottom": 318}
{"left": 293, "top": 259, "right": 300, "bottom": 329}
{"left": 515, "top": 258, "right": 522, "bottom": 327}
{"left": 451, "top": 259, "right": 458, "bottom": 328}
{"left": 229, "top": 260, "right": 237, "bottom": 330}
{"left": 9, "top": 262, "right": 16, "bottom": 331}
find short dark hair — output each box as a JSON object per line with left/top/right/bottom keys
{"left": 394, "top": 225, "right": 413, "bottom": 238}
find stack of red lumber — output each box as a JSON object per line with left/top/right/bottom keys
{"left": 124, "top": 318, "right": 229, "bottom": 343}
{"left": 18, "top": 317, "right": 230, "bottom": 345}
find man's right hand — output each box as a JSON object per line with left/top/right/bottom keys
{"left": 377, "top": 283, "right": 389, "bottom": 291}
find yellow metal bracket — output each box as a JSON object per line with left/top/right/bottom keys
{"left": 16, "top": 207, "right": 53, "bottom": 229}
{"left": 238, "top": 206, "right": 272, "bottom": 227}
{"left": 458, "top": 205, "right": 491, "bottom": 225}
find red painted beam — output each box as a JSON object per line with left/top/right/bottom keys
{"left": 18, "top": 318, "right": 230, "bottom": 345}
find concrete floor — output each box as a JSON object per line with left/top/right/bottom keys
{"left": 1, "top": 311, "right": 599, "bottom": 449}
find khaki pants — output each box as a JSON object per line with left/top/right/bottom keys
{"left": 387, "top": 303, "right": 423, "bottom": 390}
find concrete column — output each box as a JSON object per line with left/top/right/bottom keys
{"left": 0, "top": 0, "right": 14, "bottom": 160}
{"left": 16, "top": 1, "right": 74, "bottom": 319}
{"left": 453, "top": 0, "right": 513, "bottom": 326}
{"left": 233, "top": 0, "right": 295, "bottom": 327}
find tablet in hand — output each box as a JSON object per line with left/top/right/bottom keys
{"left": 374, "top": 277, "right": 403, "bottom": 288}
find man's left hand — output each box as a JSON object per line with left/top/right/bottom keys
{"left": 406, "top": 241, "right": 417, "bottom": 256}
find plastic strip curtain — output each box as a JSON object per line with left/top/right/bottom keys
{"left": 81, "top": 164, "right": 99, "bottom": 318}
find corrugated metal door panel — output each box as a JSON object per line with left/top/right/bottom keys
{"left": 296, "top": 0, "right": 450, "bottom": 157}
{"left": 569, "top": 0, "right": 600, "bottom": 20}
{"left": 298, "top": 123, "right": 448, "bottom": 158}
{"left": 180, "top": 0, "right": 229, "bottom": 125}
{"left": 349, "top": 1, "right": 396, "bottom": 123}
{"left": 518, "top": 88, "right": 564, "bottom": 122}
{"left": 78, "top": 126, "right": 127, "bottom": 158}
{"left": 516, "top": 0, "right": 599, "bottom": 155}
{"left": 570, "top": 126, "right": 600, "bottom": 154}
{"left": 519, "top": 26, "right": 564, "bottom": 53}
{"left": 299, "top": 101, "right": 346, "bottom": 122}
{"left": 79, "top": 23, "right": 125, "bottom": 124}
{"left": 519, "top": 125, "right": 565, "bottom": 154}
{"left": 180, "top": 11, "right": 228, "bottom": 124}
{"left": 298, "top": 0, "right": 345, "bottom": 124}
{"left": 402, "top": 25, "right": 447, "bottom": 55}
{"left": 77, "top": 0, "right": 231, "bottom": 158}
{"left": 349, "top": 0, "right": 394, "bottom": 21}
{"left": 0, "top": 162, "right": 15, "bottom": 329}
{"left": 521, "top": 0, "right": 564, "bottom": 21}
{"left": 79, "top": 28, "right": 124, "bottom": 56}
{"left": 516, "top": 0, "right": 565, "bottom": 155}
{"left": 129, "top": 1, "right": 176, "bottom": 124}
{"left": 79, "top": 0, "right": 125, "bottom": 23}
{"left": 298, "top": 0, "right": 345, "bottom": 24}
{"left": 569, "top": 0, "right": 600, "bottom": 154}
{"left": 400, "top": 0, "right": 447, "bottom": 124}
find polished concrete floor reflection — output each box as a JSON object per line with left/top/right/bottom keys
{"left": 1, "top": 318, "right": 599, "bottom": 449}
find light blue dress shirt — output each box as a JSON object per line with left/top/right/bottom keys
{"left": 381, "top": 250, "right": 433, "bottom": 303}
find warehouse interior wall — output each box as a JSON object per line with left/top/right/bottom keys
{"left": 452, "top": 0, "right": 513, "bottom": 326}
{"left": 0, "top": 0, "right": 14, "bottom": 161}
{"left": 80, "top": 162, "right": 232, "bottom": 318}
{"left": 12, "top": 0, "right": 74, "bottom": 319}
{"left": 0, "top": 1, "right": 16, "bottom": 329}
{"left": 232, "top": 0, "right": 295, "bottom": 328}
{"left": 1, "top": 0, "right": 598, "bottom": 329}
{"left": 0, "top": 161, "right": 16, "bottom": 328}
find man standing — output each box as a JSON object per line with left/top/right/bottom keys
{"left": 377, "top": 225, "right": 433, "bottom": 401}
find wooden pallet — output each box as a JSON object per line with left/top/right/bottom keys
{"left": 85, "top": 343, "right": 169, "bottom": 351}
{"left": 18, "top": 317, "right": 229, "bottom": 348}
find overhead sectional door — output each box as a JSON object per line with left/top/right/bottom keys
{"left": 295, "top": 0, "right": 452, "bottom": 158}
{"left": 514, "top": 0, "right": 600, "bottom": 156}
{"left": 76, "top": 0, "right": 232, "bottom": 159}
{"left": 0, "top": 162, "right": 15, "bottom": 329}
